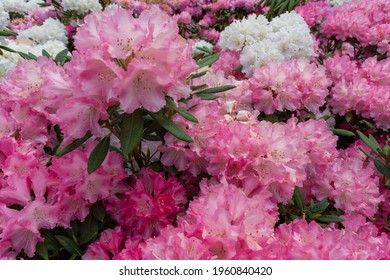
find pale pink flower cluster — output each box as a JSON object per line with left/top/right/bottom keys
{"left": 295, "top": 0, "right": 332, "bottom": 28}
{"left": 83, "top": 181, "right": 389, "bottom": 260}
{"left": 1, "top": 7, "right": 196, "bottom": 144}
{"left": 320, "top": 0, "right": 390, "bottom": 54}
{"left": 71, "top": 6, "right": 196, "bottom": 114}
{"left": 0, "top": 138, "right": 127, "bottom": 258}
{"left": 244, "top": 58, "right": 330, "bottom": 114}
{"left": 141, "top": 180, "right": 279, "bottom": 259}
{"left": 262, "top": 217, "right": 390, "bottom": 259}
{"left": 325, "top": 55, "right": 390, "bottom": 129}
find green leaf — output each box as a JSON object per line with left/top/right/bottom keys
{"left": 142, "top": 134, "right": 162, "bottom": 142}
{"left": 293, "top": 186, "right": 305, "bottom": 211}
{"left": 40, "top": 230, "right": 61, "bottom": 251}
{"left": 35, "top": 242, "right": 48, "bottom": 260}
{"left": 196, "top": 53, "right": 220, "bottom": 68}
{"left": 0, "top": 30, "right": 18, "bottom": 37}
{"left": 190, "top": 84, "right": 208, "bottom": 91}
{"left": 310, "top": 199, "right": 330, "bottom": 214}
{"left": 79, "top": 214, "right": 99, "bottom": 245}
{"left": 150, "top": 112, "right": 193, "bottom": 143}
{"left": 42, "top": 49, "right": 51, "bottom": 58}
{"left": 194, "top": 85, "right": 236, "bottom": 95}
{"left": 345, "top": 111, "right": 353, "bottom": 122}
{"left": 361, "top": 148, "right": 390, "bottom": 179}
{"left": 369, "top": 135, "right": 382, "bottom": 154}
{"left": 232, "top": 65, "right": 243, "bottom": 72}
{"left": 55, "top": 235, "right": 82, "bottom": 257}
{"left": 87, "top": 136, "right": 110, "bottom": 174}
{"left": 330, "top": 128, "right": 356, "bottom": 137}
{"left": 120, "top": 110, "right": 144, "bottom": 157}
{"left": 165, "top": 98, "right": 198, "bottom": 123}
{"left": 357, "top": 131, "right": 381, "bottom": 156}
{"left": 195, "top": 93, "right": 220, "bottom": 100}
{"left": 373, "top": 159, "right": 390, "bottom": 179}
{"left": 56, "top": 132, "right": 93, "bottom": 156}
{"left": 188, "top": 70, "right": 208, "bottom": 79}
{"left": 91, "top": 201, "right": 106, "bottom": 223}
{"left": 18, "top": 51, "right": 37, "bottom": 60}
{"left": 360, "top": 119, "right": 376, "bottom": 129}
{"left": 0, "top": 45, "right": 17, "bottom": 53}
{"left": 54, "top": 49, "right": 69, "bottom": 65}
{"left": 316, "top": 215, "right": 344, "bottom": 223}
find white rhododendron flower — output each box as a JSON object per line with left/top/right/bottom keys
{"left": 17, "top": 18, "right": 68, "bottom": 44}
{"left": 61, "top": 0, "right": 102, "bottom": 14}
{"left": 0, "top": 0, "right": 43, "bottom": 14}
{"left": 328, "top": 0, "right": 354, "bottom": 6}
{"left": 220, "top": 11, "right": 314, "bottom": 77}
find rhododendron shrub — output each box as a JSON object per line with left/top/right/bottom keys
{"left": 0, "top": 0, "right": 389, "bottom": 260}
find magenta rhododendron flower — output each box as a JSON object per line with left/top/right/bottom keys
{"left": 0, "top": 0, "right": 389, "bottom": 261}
{"left": 105, "top": 168, "right": 186, "bottom": 239}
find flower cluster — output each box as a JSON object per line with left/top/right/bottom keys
{"left": 0, "top": 0, "right": 389, "bottom": 261}
{"left": 0, "top": 0, "right": 42, "bottom": 15}
{"left": 325, "top": 55, "right": 390, "bottom": 129}
{"left": 219, "top": 12, "right": 314, "bottom": 77}
{"left": 105, "top": 168, "right": 187, "bottom": 240}
{"left": 0, "top": 138, "right": 126, "bottom": 258}
{"left": 320, "top": 0, "right": 390, "bottom": 54}
{"left": 61, "top": 0, "right": 102, "bottom": 14}
{"left": 243, "top": 58, "right": 330, "bottom": 114}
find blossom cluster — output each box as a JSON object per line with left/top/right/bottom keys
{"left": 0, "top": 138, "right": 127, "bottom": 258}
{"left": 0, "top": 0, "right": 389, "bottom": 261}
{"left": 219, "top": 12, "right": 314, "bottom": 77}
{"left": 325, "top": 55, "right": 390, "bottom": 129}
{"left": 321, "top": 0, "right": 390, "bottom": 54}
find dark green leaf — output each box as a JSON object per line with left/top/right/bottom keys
{"left": 92, "top": 201, "right": 106, "bottom": 223}
{"left": 38, "top": 3, "right": 52, "bottom": 7}
{"left": 194, "top": 85, "right": 236, "bottom": 95}
{"left": 196, "top": 53, "right": 220, "bottom": 68}
{"left": 0, "top": 45, "right": 16, "bottom": 53}
{"left": 310, "top": 199, "right": 330, "bottom": 214}
{"left": 165, "top": 98, "right": 198, "bottom": 123}
{"left": 120, "top": 110, "right": 144, "bottom": 156}
{"left": 18, "top": 51, "right": 37, "bottom": 60}
{"left": 357, "top": 131, "right": 381, "bottom": 156}
{"left": 293, "top": 186, "right": 305, "bottom": 211}
{"left": 79, "top": 214, "right": 99, "bottom": 245}
{"left": 54, "top": 49, "right": 69, "bottom": 65}
{"left": 345, "top": 111, "right": 353, "bottom": 122}
{"left": 316, "top": 215, "right": 344, "bottom": 223}
{"left": 142, "top": 134, "right": 162, "bottom": 142}
{"left": 190, "top": 84, "right": 208, "bottom": 91}
{"left": 150, "top": 112, "right": 193, "bottom": 143}
{"left": 369, "top": 135, "right": 382, "bottom": 154}
{"left": 42, "top": 49, "right": 51, "bottom": 58}
{"left": 330, "top": 128, "right": 356, "bottom": 137}
{"left": 0, "top": 30, "right": 18, "bottom": 37}
{"left": 360, "top": 119, "right": 376, "bottom": 129}
{"left": 35, "top": 242, "right": 48, "bottom": 260}
{"left": 195, "top": 93, "right": 220, "bottom": 100}
{"left": 188, "top": 70, "right": 208, "bottom": 79}
{"left": 87, "top": 136, "right": 110, "bottom": 174}
{"left": 373, "top": 159, "right": 390, "bottom": 179}
{"left": 55, "top": 235, "right": 82, "bottom": 257}
{"left": 41, "top": 230, "right": 60, "bottom": 251}
{"left": 233, "top": 65, "right": 243, "bottom": 71}
{"left": 56, "top": 132, "right": 92, "bottom": 156}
